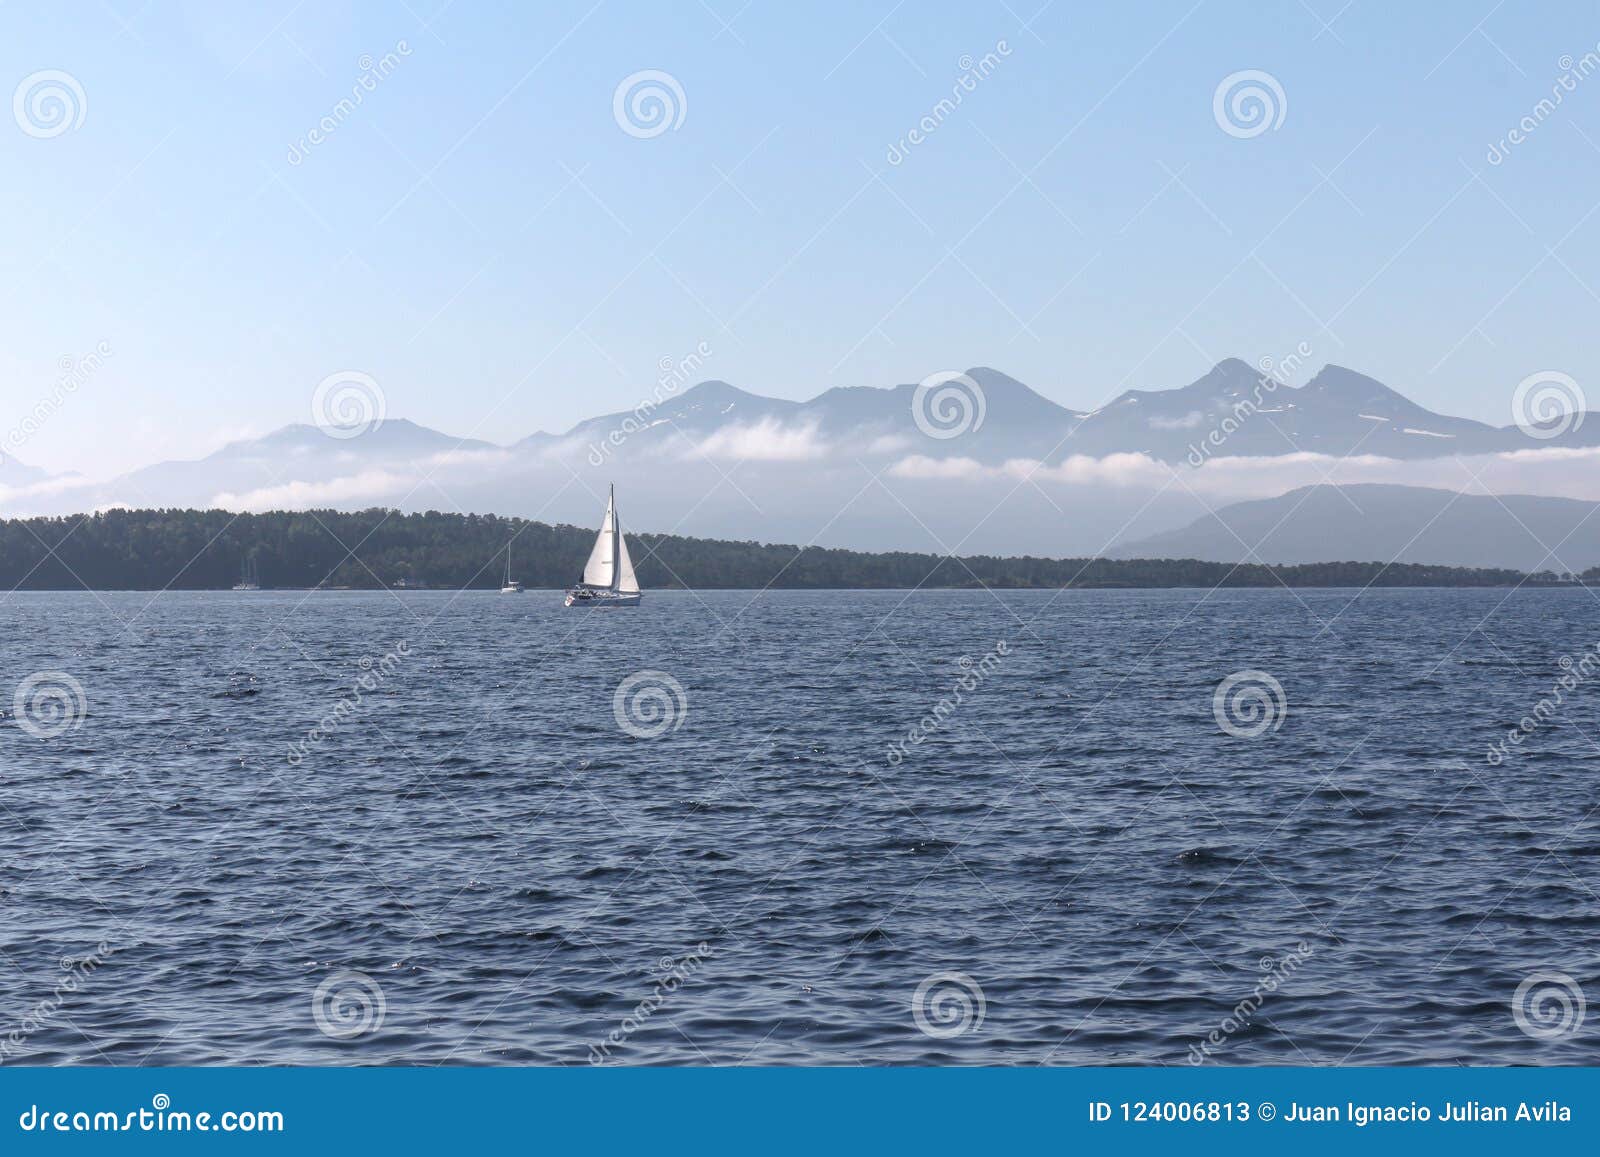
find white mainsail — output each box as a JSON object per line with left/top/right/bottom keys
{"left": 581, "top": 493, "right": 617, "bottom": 587}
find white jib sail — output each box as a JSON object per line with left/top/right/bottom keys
{"left": 615, "top": 522, "right": 640, "bottom": 594}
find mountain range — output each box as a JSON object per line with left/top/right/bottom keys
{"left": 519, "top": 359, "right": 1597, "bottom": 462}
{"left": 3, "top": 359, "right": 1595, "bottom": 569}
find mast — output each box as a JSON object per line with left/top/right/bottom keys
{"left": 609, "top": 483, "right": 620, "bottom": 592}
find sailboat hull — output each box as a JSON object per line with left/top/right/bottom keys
{"left": 564, "top": 588, "right": 641, "bottom": 608}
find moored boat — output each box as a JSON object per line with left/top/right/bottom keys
{"left": 500, "top": 543, "right": 523, "bottom": 593}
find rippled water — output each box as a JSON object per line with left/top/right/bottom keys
{"left": 2, "top": 587, "right": 1597, "bottom": 1066}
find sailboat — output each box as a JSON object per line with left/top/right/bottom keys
{"left": 564, "top": 484, "right": 641, "bottom": 607}
{"left": 232, "top": 555, "right": 260, "bottom": 591}
{"left": 500, "top": 543, "right": 523, "bottom": 593}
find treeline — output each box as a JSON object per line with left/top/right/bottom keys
{"left": 0, "top": 507, "right": 1581, "bottom": 590}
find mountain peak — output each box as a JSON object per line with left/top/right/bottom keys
{"left": 679, "top": 379, "right": 752, "bottom": 401}
{"left": 0, "top": 448, "right": 50, "bottom": 483}
{"left": 965, "top": 365, "right": 1068, "bottom": 402}
{"left": 1198, "top": 357, "right": 1268, "bottom": 388}
{"left": 963, "top": 366, "right": 1032, "bottom": 392}
{"left": 559, "top": 378, "right": 801, "bottom": 440}
{"left": 1298, "top": 364, "right": 1420, "bottom": 415}
{"left": 1102, "top": 357, "right": 1260, "bottom": 410}
{"left": 1303, "top": 364, "right": 1394, "bottom": 395}
{"left": 214, "top": 418, "right": 494, "bottom": 460}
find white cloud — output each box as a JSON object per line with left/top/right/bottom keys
{"left": 691, "top": 418, "right": 827, "bottom": 461}
{"left": 888, "top": 454, "right": 987, "bottom": 480}
{"left": 210, "top": 469, "right": 411, "bottom": 511}
{"left": 866, "top": 433, "right": 914, "bottom": 455}
{"left": 891, "top": 451, "right": 1170, "bottom": 487}
{"left": 1189, "top": 446, "right": 1600, "bottom": 500}
{"left": 0, "top": 473, "right": 96, "bottom": 514}
{"left": 888, "top": 445, "right": 1600, "bottom": 503}
{"left": 0, "top": 473, "right": 91, "bottom": 499}
{"left": 1022, "top": 452, "right": 1170, "bottom": 486}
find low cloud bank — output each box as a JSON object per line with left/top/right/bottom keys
{"left": 691, "top": 418, "right": 828, "bottom": 462}
{"left": 211, "top": 469, "right": 414, "bottom": 511}
{"left": 890, "top": 445, "right": 1600, "bottom": 502}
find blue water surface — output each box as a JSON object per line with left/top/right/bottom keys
{"left": 1, "top": 587, "right": 1596, "bottom": 1066}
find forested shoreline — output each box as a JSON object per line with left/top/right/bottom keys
{"left": 0, "top": 507, "right": 1584, "bottom": 591}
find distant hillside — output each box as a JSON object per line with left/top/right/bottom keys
{"left": 1114, "top": 484, "right": 1600, "bottom": 572}
{"left": 0, "top": 508, "right": 1580, "bottom": 591}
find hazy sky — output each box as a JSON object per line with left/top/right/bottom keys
{"left": 4, "top": 1, "right": 1599, "bottom": 477}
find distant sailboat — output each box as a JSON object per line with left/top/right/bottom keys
{"left": 233, "top": 555, "right": 260, "bottom": 591}
{"left": 500, "top": 543, "right": 523, "bottom": 593}
{"left": 564, "top": 484, "right": 641, "bottom": 607}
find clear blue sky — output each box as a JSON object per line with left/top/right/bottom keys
{"left": 4, "top": 1, "right": 1599, "bottom": 476}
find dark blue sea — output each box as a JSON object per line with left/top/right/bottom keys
{"left": 1, "top": 588, "right": 1597, "bottom": 1066}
